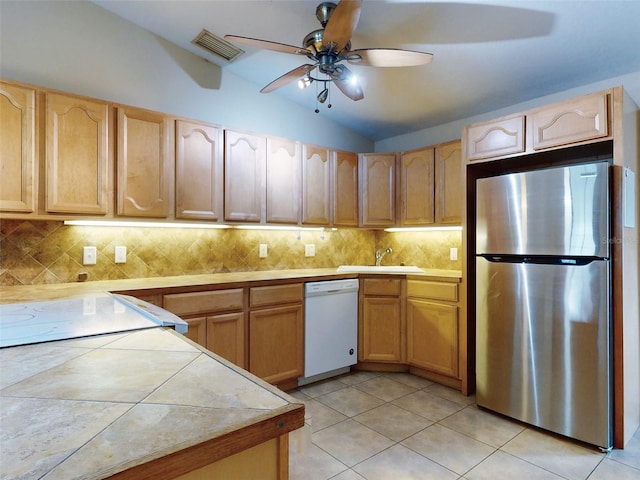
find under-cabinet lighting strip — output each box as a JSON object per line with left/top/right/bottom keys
{"left": 64, "top": 220, "right": 231, "bottom": 229}
{"left": 63, "top": 220, "right": 336, "bottom": 232}
{"left": 384, "top": 226, "right": 463, "bottom": 232}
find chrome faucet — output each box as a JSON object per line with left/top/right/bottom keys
{"left": 375, "top": 247, "right": 392, "bottom": 266}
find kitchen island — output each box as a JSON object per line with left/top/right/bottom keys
{"left": 0, "top": 327, "right": 305, "bottom": 480}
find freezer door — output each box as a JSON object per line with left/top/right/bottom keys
{"left": 476, "top": 162, "right": 609, "bottom": 257}
{"left": 476, "top": 257, "right": 611, "bottom": 449}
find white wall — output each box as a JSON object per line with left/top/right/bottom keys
{"left": 376, "top": 70, "right": 640, "bottom": 152}
{"left": 0, "top": 0, "right": 373, "bottom": 153}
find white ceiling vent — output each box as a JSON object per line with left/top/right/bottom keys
{"left": 192, "top": 29, "right": 244, "bottom": 62}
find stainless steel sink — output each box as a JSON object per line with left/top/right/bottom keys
{"left": 337, "top": 265, "right": 424, "bottom": 274}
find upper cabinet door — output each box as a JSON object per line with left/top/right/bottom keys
{"left": 46, "top": 93, "right": 109, "bottom": 214}
{"left": 224, "top": 129, "right": 265, "bottom": 222}
{"left": 333, "top": 150, "right": 358, "bottom": 226}
{"left": 302, "top": 144, "right": 331, "bottom": 225}
{"left": 0, "top": 82, "right": 36, "bottom": 213}
{"left": 360, "top": 152, "right": 397, "bottom": 227}
{"left": 400, "top": 147, "right": 434, "bottom": 225}
{"left": 435, "top": 140, "right": 463, "bottom": 225}
{"left": 117, "top": 106, "right": 172, "bottom": 218}
{"left": 465, "top": 114, "right": 525, "bottom": 161}
{"left": 266, "top": 137, "right": 300, "bottom": 224}
{"left": 175, "top": 120, "right": 223, "bottom": 220}
{"left": 531, "top": 91, "right": 609, "bottom": 150}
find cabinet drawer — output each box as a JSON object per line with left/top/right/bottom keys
{"left": 250, "top": 283, "right": 303, "bottom": 308}
{"left": 164, "top": 289, "right": 244, "bottom": 316}
{"left": 407, "top": 280, "right": 458, "bottom": 302}
{"left": 363, "top": 278, "right": 402, "bottom": 296}
{"left": 465, "top": 115, "right": 525, "bottom": 161}
{"left": 531, "top": 91, "right": 609, "bottom": 150}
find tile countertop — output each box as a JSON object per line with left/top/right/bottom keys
{"left": 0, "top": 327, "right": 305, "bottom": 480}
{"left": 0, "top": 268, "right": 462, "bottom": 304}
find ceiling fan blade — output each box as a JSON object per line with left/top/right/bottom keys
{"left": 347, "top": 48, "right": 433, "bottom": 67}
{"left": 224, "top": 35, "right": 311, "bottom": 56}
{"left": 322, "top": 0, "right": 362, "bottom": 53}
{"left": 260, "top": 64, "right": 316, "bottom": 93}
{"left": 331, "top": 65, "right": 364, "bottom": 101}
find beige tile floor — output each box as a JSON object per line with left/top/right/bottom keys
{"left": 288, "top": 371, "right": 640, "bottom": 480}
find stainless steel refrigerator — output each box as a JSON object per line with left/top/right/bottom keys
{"left": 475, "top": 160, "right": 612, "bottom": 450}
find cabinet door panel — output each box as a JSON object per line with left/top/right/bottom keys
{"left": 360, "top": 153, "right": 396, "bottom": 226}
{"left": 176, "top": 120, "right": 222, "bottom": 220}
{"left": 302, "top": 145, "right": 331, "bottom": 225}
{"left": 207, "top": 312, "right": 246, "bottom": 369}
{"left": 249, "top": 305, "right": 303, "bottom": 384}
{"left": 400, "top": 147, "right": 434, "bottom": 225}
{"left": 465, "top": 115, "right": 525, "bottom": 161}
{"left": 531, "top": 91, "right": 609, "bottom": 150}
{"left": 266, "top": 137, "right": 300, "bottom": 224}
{"left": 46, "top": 93, "right": 109, "bottom": 214}
{"left": 183, "top": 316, "right": 207, "bottom": 348}
{"left": 361, "top": 297, "right": 402, "bottom": 362}
{"left": 0, "top": 82, "right": 36, "bottom": 213}
{"left": 224, "top": 130, "right": 265, "bottom": 222}
{"left": 333, "top": 150, "right": 358, "bottom": 226}
{"left": 435, "top": 140, "right": 462, "bottom": 224}
{"left": 407, "top": 299, "right": 458, "bottom": 377}
{"left": 117, "top": 107, "right": 172, "bottom": 217}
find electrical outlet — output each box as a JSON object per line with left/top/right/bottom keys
{"left": 115, "top": 246, "right": 127, "bottom": 263}
{"left": 83, "top": 246, "right": 97, "bottom": 265}
{"left": 450, "top": 247, "right": 458, "bottom": 261}
{"left": 259, "top": 244, "right": 268, "bottom": 258}
{"left": 305, "top": 244, "right": 315, "bottom": 257}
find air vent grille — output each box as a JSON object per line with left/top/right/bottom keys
{"left": 192, "top": 29, "right": 244, "bottom": 62}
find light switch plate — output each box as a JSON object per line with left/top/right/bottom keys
{"left": 450, "top": 247, "right": 458, "bottom": 261}
{"left": 305, "top": 244, "right": 315, "bottom": 257}
{"left": 259, "top": 244, "right": 268, "bottom": 258}
{"left": 83, "top": 246, "right": 97, "bottom": 265}
{"left": 115, "top": 246, "right": 127, "bottom": 264}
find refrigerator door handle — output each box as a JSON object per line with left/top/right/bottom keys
{"left": 479, "top": 254, "right": 605, "bottom": 266}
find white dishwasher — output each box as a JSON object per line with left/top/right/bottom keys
{"left": 300, "top": 279, "right": 359, "bottom": 386}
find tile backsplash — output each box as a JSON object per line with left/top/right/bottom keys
{"left": 0, "top": 220, "right": 462, "bottom": 286}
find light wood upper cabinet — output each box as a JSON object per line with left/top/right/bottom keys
{"left": 0, "top": 82, "right": 36, "bottom": 213}
{"left": 359, "top": 152, "right": 397, "bottom": 227}
{"left": 117, "top": 106, "right": 172, "bottom": 218}
{"left": 435, "top": 140, "right": 463, "bottom": 224}
{"left": 465, "top": 114, "right": 525, "bottom": 161}
{"left": 531, "top": 90, "right": 609, "bottom": 150}
{"left": 175, "top": 119, "right": 223, "bottom": 221}
{"left": 333, "top": 150, "right": 358, "bottom": 226}
{"left": 302, "top": 144, "right": 331, "bottom": 225}
{"left": 266, "top": 137, "right": 300, "bottom": 224}
{"left": 224, "top": 129, "right": 265, "bottom": 222}
{"left": 46, "top": 93, "right": 109, "bottom": 214}
{"left": 399, "top": 147, "right": 435, "bottom": 225}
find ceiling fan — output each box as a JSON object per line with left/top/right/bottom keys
{"left": 224, "top": 0, "right": 433, "bottom": 107}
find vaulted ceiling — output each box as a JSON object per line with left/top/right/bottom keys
{"left": 92, "top": 0, "right": 640, "bottom": 141}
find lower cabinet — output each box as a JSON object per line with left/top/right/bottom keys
{"left": 406, "top": 280, "right": 460, "bottom": 379}
{"left": 163, "top": 288, "right": 246, "bottom": 369}
{"left": 358, "top": 277, "right": 462, "bottom": 387}
{"left": 359, "top": 277, "right": 405, "bottom": 363}
{"left": 248, "top": 284, "right": 304, "bottom": 387}
{"left": 162, "top": 283, "right": 304, "bottom": 388}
